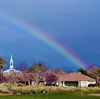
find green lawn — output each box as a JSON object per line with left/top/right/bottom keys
{"left": 0, "top": 91, "right": 100, "bottom": 99}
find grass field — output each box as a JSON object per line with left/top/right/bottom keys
{"left": 0, "top": 91, "right": 100, "bottom": 99}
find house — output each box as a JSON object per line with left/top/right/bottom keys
{"left": 4, "top": 72, "right": 37, "bottom": 85}
{"left": 13, "top": 73, "right": 36, "bottom": 85}
{"left": 58, "top": 72, "right": 96, "bottom": 87}
{"left": 2, "top": 55, "right": 43, "bottom": 85}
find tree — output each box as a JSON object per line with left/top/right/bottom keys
{"left": 78, "top": 68, "right": 95, "bottom": 79}
{"left": 28, "top": 62, "right": 48, "bottom": 84}
{"left": 17, "top": 60, "right": 28, "bottom": 72}
{"left": 17, "top": 61, "right": 28, "bottom": 85}
{"left": 78, "top": 68, "right": 88, "bottom": 75}
{"left": 87, "top": 64, "right": 100, "bottom": 76}
{"left": 0, "top": 57, "right": 6, "bottom": 83}
{"left": 53, "top": 67, "right": 69, "bottom": 75}
{"left": 45, "top": 71, "right": 58, "bottom": 85}
{"left": 53, "top": 67, "right": 63, "bottom": 74}
{"left": 97, "top": 75, "right": 100, "bottom": 86}
{"left": 97, "top": 69, "right": 100, "bottom": 75}
{"left": 28, "top": 62, "right": 48, "bottom": 73}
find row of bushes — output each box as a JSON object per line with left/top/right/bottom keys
{"left": 0, "top": 83, "right": 100, "bottom": 94}
{"left": 9, "top": 85, "right": 100, "bottom": 94}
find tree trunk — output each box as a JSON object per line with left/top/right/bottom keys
{"left": 0, "top": 66, "right": 3, "bottom": 83}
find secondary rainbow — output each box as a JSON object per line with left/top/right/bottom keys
{"left": 0, "top": 16, "right": 87, "bottom": 69}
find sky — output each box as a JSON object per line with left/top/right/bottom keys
{"left": 0, "top": 0, "right": 100, "bottom": 71}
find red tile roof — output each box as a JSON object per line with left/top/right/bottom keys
{"left": 59, "top": 72, "right": 96, "bottom": 82}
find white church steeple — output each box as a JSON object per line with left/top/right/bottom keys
{"left": 10, "top": 54, "right": 14, "bottom": 69}
{"left": 3, "top": 54, "right": 22, "bottom": 76}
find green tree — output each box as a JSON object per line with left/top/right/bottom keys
{"left": 97, "top": 69, "right": 100, "bottom": 75}
{"left": 28, "top": 62, "right": 48, "bottom": 73}
{"left": 78, "top": 68, "right": 95, "bottom": 79}
{"left": 0, "top": 57, "right": 6, "bottom": 83}
{"left": 78, "top": 68, "right": 88, "bottom": 75}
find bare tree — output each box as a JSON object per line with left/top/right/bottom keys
{"left": 17, "top": 60, "right": 28, "bottom": 85}
{"left": 17, "top": 60, "right": 28, "bottom": 72}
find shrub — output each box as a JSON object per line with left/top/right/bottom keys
{"left": 1, "top": 83, "right": 100, "bottom": 95}
{"left": 17, "top": 83, "right": 25, "bottom": 87}
{"left": 88, "top": 84, "right": 97, "bottom": 87}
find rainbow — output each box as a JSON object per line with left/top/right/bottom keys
{"left": 0, "top": 16, "right": 87, "bottom": 69}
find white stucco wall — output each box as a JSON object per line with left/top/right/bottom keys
{"left": 81, "top": 81, "right": 88, "bottom": 87}
{"left": 80, "top": 81, "right": 96, "bottom": 87}
{"left": 58, "top": 80, "right": 96, "bottom": 87}
{"left": 88, "top": 81, "right": 96, "bottom": 85}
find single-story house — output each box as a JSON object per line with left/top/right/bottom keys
{"left": 58, "top": 72, "right": 96, "bottom": 87}
{"left": 3, "top": 73, "right": 37, "bottom": 85}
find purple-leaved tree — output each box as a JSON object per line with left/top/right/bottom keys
{"left": 45, "top": 71, "right": 58, "bottom": 85}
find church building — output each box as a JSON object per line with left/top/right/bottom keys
{"left": 3, "top": 54, "right": 21, "bottom": 76}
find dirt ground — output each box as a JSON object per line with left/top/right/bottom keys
{"left": 88, "top": 94, "right": 100, "bottom": 96}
